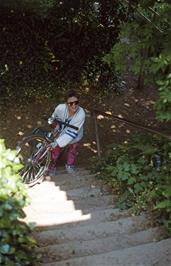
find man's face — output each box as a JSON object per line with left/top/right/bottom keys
{"left": 67, "top": 96, "right": 79, "bottom": 114}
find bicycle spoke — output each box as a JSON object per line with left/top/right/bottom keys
{"left": 22, "top": 166, "right": 32, "bottom": 183}
{"left": 20, "top": 165, "right": 31, "bottom": 179}
{"left": 31, "top": 168, "right": 37, "bottom": 182}
{"left": 35, "top": 163, "right": 43, "bottom": 176}
{"left": 31, "top": 167, "right": 36, "bottom": 182}
{"left": 28, "top": 167, "right": 34, "bottom": 183}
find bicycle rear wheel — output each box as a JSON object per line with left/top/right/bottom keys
{"left": 16, "top": 134, "right": 51, "bottom": 187}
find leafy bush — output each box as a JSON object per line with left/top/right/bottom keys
{"left": 0, "top": 139, "right": 37, "bottom": 265}
{"left": 154, "top": 56, "right": 171, "bottom": 121}
{"left": 91, "top": 133, "right": 171, "bottom": 234}
{"left": 103, "top": 1, "right": 171, "bottom": 120}
{"left": 0, "top": 1, "right": 129, "bottom": 104}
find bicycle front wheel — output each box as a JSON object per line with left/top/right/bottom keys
{"left": 16, "top": 134, "right": 51, "bottom": 187}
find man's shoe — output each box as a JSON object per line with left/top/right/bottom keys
{"left": 65, "top": 164, "right": 75, "bottom": 174}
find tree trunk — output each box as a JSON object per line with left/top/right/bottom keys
{"left": 137, "top": 47, "right": 149, "bottom": 90}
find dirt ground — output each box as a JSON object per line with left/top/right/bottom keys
{"left": 0, "top": 79, "right": 170, "bottom": 167}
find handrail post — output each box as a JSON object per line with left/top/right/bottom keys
{"left": 93, "top": 111, "right": 101, "bottom": 159}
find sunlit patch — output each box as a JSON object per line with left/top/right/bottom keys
{"left": 85, "top": 87, "right": 89, "bottom": 92}
{"left": 27, "top": 125, "right": 32, "bottom": 129}
{"left": 16, "top": 116, "right": 21, "bottom": 120}
{"left": 111, "top": 124, "right": 117, "bottom": 133}
{"left": 24, "top": 211, "right": 91, "bottom": 226}
{"left": 124, "top": 140, "right": 128, "bottom": 144}
{"left": 83, "top": 143, "right": 91, "bottom": 147}
{"left": 17, "top": 131, "right": 24, "bottom": 136}
{"left": 97, "top": 115, "right": 104, "bottom": 120}
{"left": 118, "top": 114, "right": 123, "bottom": 118}
{"left": 145, "top": 100, "right": 155, "bottom": 106}
{"left": 25, "top": 143, "right": 29, "bottom": 147}
{"left": 23, "top": 182, "right": 92, "bottom": 226}
{"left": 95, "top": 74, "right": 100, "bottom": 81}
{"left": 92, "top": 141, "right": 96, "bottom": 145}
{"left": 124, "top": 103, "right": 130, "bottom": 107}
{"left": 83, "top": 143, "right": 97, "bottom": 153}
{"left": 37, "top": 121, "right": 42, "bottom": 126}
{"left": 105, "top": 111, "right": 112, "bottom": 115}
{"left": 5, "top": 64, "right": 8, "bottom": 71}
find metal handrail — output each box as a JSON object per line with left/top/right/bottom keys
{"left": 91, "top": 108, "right": 171, "bottom": 158}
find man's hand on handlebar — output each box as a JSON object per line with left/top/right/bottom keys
{"left": 48, "top": 117, "right": 59, "bottom": 129}
{"left": 47, "top": 142, "right": 58, "bottom": 150}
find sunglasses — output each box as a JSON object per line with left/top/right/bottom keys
{"left": 67, "top": 100, "right": 79, "bottom": 106}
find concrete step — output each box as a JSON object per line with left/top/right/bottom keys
{"left": 41, "top": 238, "right": 171, "bottom": 266}
{"left": 24, "top": 194, "right": 116, "bottom": 214}
{"left": 27, "top": 181, "right": 60, "bottom": 195}
{"left": 25, "top": 207, "right": 129, "bottom": 228}
{"left": 52, "top": 167, "right": 90, "bottom": 174}
{"left": 27, "top": 186, "right": 104, "bottom": 204}
{"left": 46, "top": 169, "right": 92, "bottom": 181}
{"left": 25, "top": 167, "right": 171, "bottom": 266}
{"left": 29, "top": 180, "right": 59, "bottom": 189}
{"left": 39, "top": 226, "right": 165, "bottom": 263}
{"left": 24, "top": 200, "right": 76, "bottom": 214}
{"left": 27, "top": 190, "right": 68, "bottom": 203}
{"left": 65, "top": 186, "right": 102, "bottom": 199}
{"left": 73, "top": 194, "right": 116, "bottom": 210}
{"left": 49, "top": 174, "right": 100, "bottom": 190}
{"left": 74, "top": 195, "right": 116, "bottom": 210}
{"left": 34, "top": 215, "right": 147, "bottom": 246}
{"left": 53, "top": 175, "right": 99, "bottom": 191}
{"left": 25, "top": 210, "right": 91, "bottom": 227}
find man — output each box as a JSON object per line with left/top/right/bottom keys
{"left": 48, "top": 90, "right": 85, "bottom": 176}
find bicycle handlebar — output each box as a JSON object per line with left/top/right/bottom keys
{"left": 52, "top": 118, "right": 79, "bottom": 131}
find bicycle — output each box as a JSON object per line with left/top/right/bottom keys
{"left": 16, "top": 118, "right": 78, "bottom": 187}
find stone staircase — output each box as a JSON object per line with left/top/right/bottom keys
{"left": 24, "top": 168, "right": 171, "bottom": 266}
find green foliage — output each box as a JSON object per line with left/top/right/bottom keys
{"left": 91, "top": 133, "right": 171, "bottom": 234}
{"left": 0, "top": 1, "right": 129, "bottom": 105}
{"left": 0, "top": 0, "right": 56, "bottom": 15}
{"left": 103, "top": 0, "right": 171, "bottom": 120}
{"left": 154, "top": 55, "right": 171, "bottom": 121}
{"left": 0, "top": 139, "right": 37, "bottom": 265}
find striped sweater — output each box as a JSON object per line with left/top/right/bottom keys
{"left": 51, "top": 103, "right": 85, "bottom": 148}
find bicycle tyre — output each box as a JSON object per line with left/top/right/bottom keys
{"left": 16, "top": 134, "right": 51, "bottom": 187}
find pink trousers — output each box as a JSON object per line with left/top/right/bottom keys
{"left": 49, "top": 142, "right": 80, "bottom": 170}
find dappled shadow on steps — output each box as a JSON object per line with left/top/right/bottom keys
{"left": 23, "top": 168, "right": 171, "bottom": 266}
